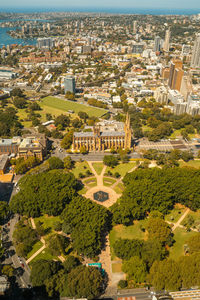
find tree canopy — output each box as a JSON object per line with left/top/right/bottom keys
{"left": 10, "top": 170, "right": 78, "bottom": 217}
{"left": 111, "top": 168, "right": 200, "bottom": 225}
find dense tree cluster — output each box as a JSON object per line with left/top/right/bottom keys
{"left": 0, "top": 107, "right": 22, "bottom": 137}
{"left": 111, "top": 168, "right": 200, "bottom": 225}
{"left": 10, "top": 170, "right": 78, "bottom": 217}
{"left": 30, "top": 259, "right": 104, "bottom": 299}
{"left": 61, "top": 196, "right": 110, "bottom": 257}
{"left": 128, "top": 102, "right": 200, "bottom": 141}
{"left": 13, "top": 218, "right": 38, "bottom": 257}
{"left": 13, "top": 157, "right": 40, "bottom": 174}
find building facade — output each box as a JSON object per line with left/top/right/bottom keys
{"left": 191, "top": 33, "right": 200, "bottom": 68}
{"left": 0, "top": 134, "right": 46, "bottom": 161}
{"left": 64, "top": 75, "right": 76, "bottom": 94}
{"left": 73, "top": 115, "right": 132, "bottom": 152}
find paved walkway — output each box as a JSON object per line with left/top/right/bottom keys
{"left": 85, "top": 162, "right": 120, "bottom": 207}
{"left": 26, "top": 244, "right": 46, "bottom": 264}
{"left": 172, "top": 208, "right": 190, "bottom": 231}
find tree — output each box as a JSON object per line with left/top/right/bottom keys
{"left": 148, "top": 259, "right": 181, "bottom": 291}
{"left": 147, "top": 217, "right": 173, "bottom": 245}
{"left": 63, "top": 255, "right": 80, "bottom": 273}
{"left": 66, "top": 265, "right": 104, "bottom": 299}
{"left": 80, "top": 146, "right": 88, "bottom": 154}
{"left": 10, "top": 88, "right": 24, "bottom": 97}
{"left": 47, "top": 234, "right": 70, "bottom": 256}
{"left": 103, "top": 155, "right": 119, "bottom": 168}
{"left": 113, "top": 238, "right": 143, "bottom": 260}
{"left": 122, "top": 256, "right": 147, "bottom": 283}
{"left": 118, "top": 280, "right": 128, "bottom": 289}
{"left": 0, "top": 202, "right": 9, "bottom": 223}
{"left": 141, "top": 239, "right": 167, "bottom": 268}
{"left": 55, "top": 114, "right": 70, "bottom": 128}
{"left": 186, "top": 234, "right": 200, "bottom": 254}
{"left": 63, "top": 156, "right": 74, "bottom": 170}
{"left": 45, "top": 269, "right": 67, "bottom": 297}
{"left": 30, "top": 259, "right": 60, "bottom": 287}
{"left": 13, "top": 97, "right": 27, "bottom": 109}
{"left": 1, "top": 265, "right": 14, "bottom": 277}
{"left": 10, "top": 170, "right": 78, "bottom": 217}
{"left": 61, "top": 196, "right": 109, "bottom": 257}
{"left": 78, "top": 111, "right": 89, "bottom": 122}
{"left": 28, "top": 102, "right": 41, "bottom": 111}
{"left": 61, "top": 130, "right": 74, "bottom": 149}
{"left": 48, "top": 157, "right": 64, "bottom": 170}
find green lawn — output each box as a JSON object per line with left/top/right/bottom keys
{"left": 103, "top": 177, "right": 116, "bottom": 187}
{"left": 34, "top": 215, "right": 61, "bottom": 235}
{"left": 84, "top": 177, "right": 97, "bottom": 187}
{"left": 92, "top": 163, "right": 104, "bottom": 175}
{"left": 106, "top": 162, "right": 136, "bottom": 178}
{"left": 180, "top": 210, "right": 200, "bottom": 228}
{"left": 71, "top": 161, "right": 92, "bottom": 178}
{"left": 165, "top": 207, "right": 186, "bottom": 223}
{"left": 41, "top": 97, "right": 107, "bottom": 118}
{"left": 169, "top": 227, "right": 198, "bottom": 260}
{"left": 26, "top": 241, "right": 43, "bottom": 259}
{"left": 29, "top": 247, "right": 56, "bottom": 264}
{"left": 179, "top": 160, "right": 200, "bottom": 169}
{"left": 110, "top": 221, "right": 147, "bottom": 260}
{"left": 114, "top": 182, "right": 124, "bottom": 194}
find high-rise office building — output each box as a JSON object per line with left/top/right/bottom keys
{"left": 64, "top": 76, "right": 76, "bottom": 94}
{"left": 168, "top": 59, "right": 183, "bottom": 91}
{"left": 37, "top": 38, "right": 55, "bottom": 50}
{"left": 154, "top": 36, "right": 161, "bottom": 52}
{"left": 133, "top": 21, "right": 137, "bottom": 33}
{"left": 163, "top": 29, "right": 171, "bottom": 52}
{"left": 191, "top": 33, "right": 200, "bottom": 68}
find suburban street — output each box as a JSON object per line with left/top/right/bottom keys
{"left": 2, "top": 214, "right": 31, "bottom": 289}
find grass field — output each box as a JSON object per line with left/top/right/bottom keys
{"left": 34, "top": 215, "right": 61, "bottom": 235}
{"left": 169, "top": 227, "right": 198, "bottom": 260}
{"left": 179, "top": 160, "right": 200, "bottom": 169}
{"left": 110, "top": 221, "right": 147, "bottom": 259}
{"left": 29, "top": 247, "right": 56, "bottom": 264}
{"left": 114, "top": 182, "right": 124, "bottom": 194}
{"left": 106, "top": 162, "right": 136, "bottom": 178}
{"left": 84, "top": 177, "right": 97, "bottom": 187}
{"left": 103, "top": 177, "right": 116, "bottom": 187}
{"left": 26, "top": 241, "right": 43, "bottom": 259}
{"left": 180, "top": 210, "right": 200, "bottom": 228}
{"left": 92, "top": 163, "right": 104, "bottom": 175}
{"left": 165, "top": 206, "right": 186, "bottom": 223}
{"left": 71, "top": 161, "right": 92, "bottom": 178}
{"left": 41, "top": 97, "right": 107, "bottom": 118}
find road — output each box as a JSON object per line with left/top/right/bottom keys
{"left": 2, "top": 215, "right": 31, "bottom": 288}
{"left": 101, "top": 289, "right": 151, "bottom": 300}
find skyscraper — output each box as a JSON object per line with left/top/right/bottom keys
{"left": 133, "top": 21, "right": 137, "bottom": 33}
{"left": 37, "top": 38, "right": 55, "bottom": 50}
{"left": 154, "top": 36, "right": 161, "bottom": 52}
{"left": 163, "top": 29, "right": 171, "bottom": 52}
{"left": 191, "top": 33, "right": 200, "bottom": 68}
{"left": 64, "top": 76, "right": 76, "bottom": 94}
{"left": 168, "top": 59, "right": 184, "bottom": 91}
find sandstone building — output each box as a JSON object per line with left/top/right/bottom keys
{"left": 73, "top": 114, "right": 132, "bottom": 152}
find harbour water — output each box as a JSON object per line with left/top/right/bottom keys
{"left": 0, "top": 25, "right": 36, "bottom": 47}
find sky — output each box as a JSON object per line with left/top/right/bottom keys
{"left": 0, "top": 0, "right": 199, "bottom": 10}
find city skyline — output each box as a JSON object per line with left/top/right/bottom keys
{"left": 0, "top": 0, "right": 199, "bottom": 10}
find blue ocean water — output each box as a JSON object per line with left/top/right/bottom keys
{"left": 0, "top": 25, "right": 36, "bottom": 47}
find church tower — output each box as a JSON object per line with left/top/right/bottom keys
{"left": 124, "top": 113, "right": 131, "bottom": 149}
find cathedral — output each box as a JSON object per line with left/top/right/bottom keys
{"left": 72, "top": 114, "right": 132, "bottom": 152}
